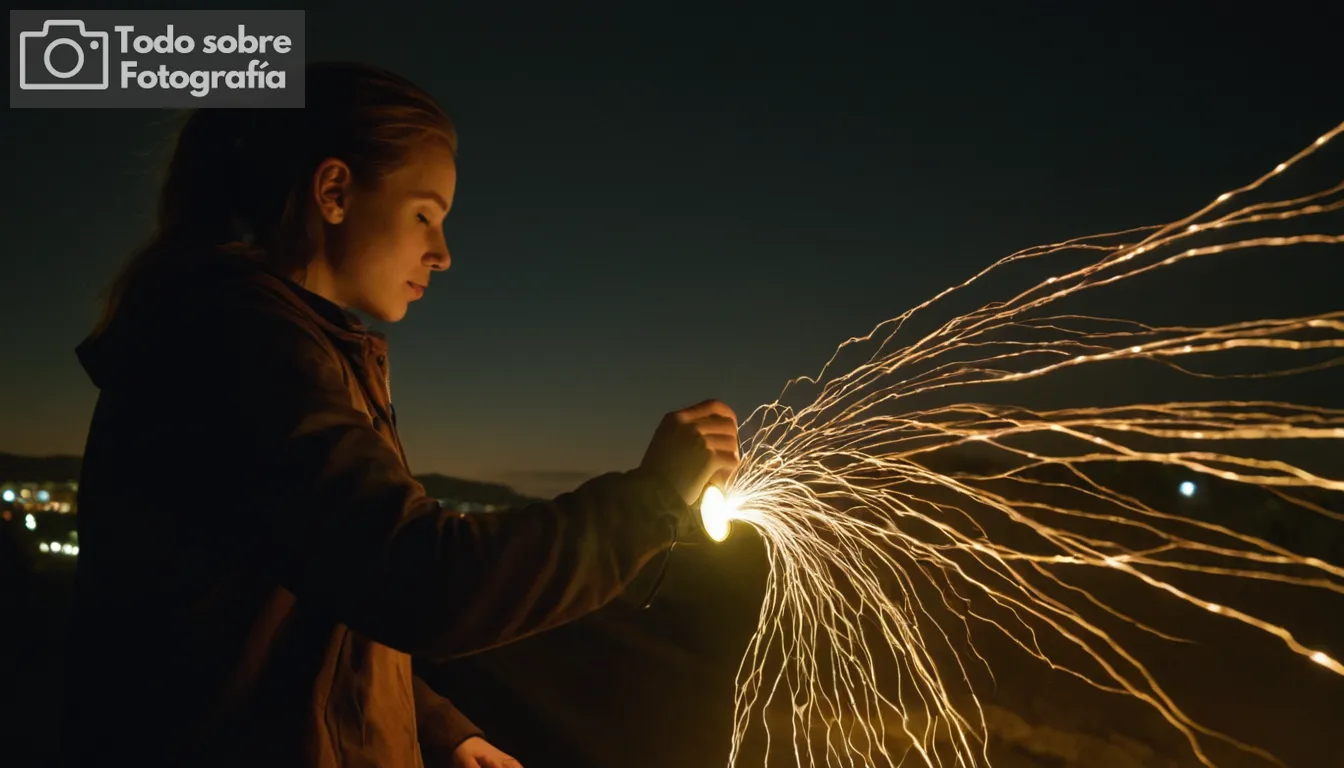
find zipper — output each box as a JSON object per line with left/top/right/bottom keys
{"left": 383, "top": 356, "right": 398, "bottom": 428}
{"left": 381, "top": 354, "right": 406, "bottom": 463}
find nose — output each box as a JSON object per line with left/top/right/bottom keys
{"left": 425, "top": 233, "right": 451, "bottom": 271}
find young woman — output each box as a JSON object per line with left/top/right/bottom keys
{"left": 62, "top": 61, "right": 740, "bottom": 768}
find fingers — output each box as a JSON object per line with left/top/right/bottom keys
{"left": 709, "top": 469, "right": 732, "bottom": 489}
{"left": 709, "top": 459, "right": 740, "bottom": 489}
{"left": 701, "top": 448, "right": 741, "bottom": 494}
{"left": 678, "top": 399, "right": 738, "bottom": 425}
{"left": 702, "top": 433, "right": 740, "bottom": 458}
{"left": 693, "top": 413, "right": 738, "bottom": 436}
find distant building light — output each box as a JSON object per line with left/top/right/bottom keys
{"left": 20, "top": 488, "right": 31, "bottom": 499}
{"left": 1179, "top": 481, "right": 1197, "bottom": 498}
{"left": 50, "top": 541, "right": 62, "bottom": 551}
{"left": 2, "top": 490, "right": 13, "bottom": 502}
{"left": 62, "top": 544, "right": 74, "bottom": 555}
{"left": 39, "top": 543, "right": 50, "bottom": 553}
{"left": 25, "top": 514, "right": 37, "bottom": 531}
{"left": 72, "top": 545, "right": 80, "bottom": 556}
{"left": 37, "top": 490, "right": 50, "bottom": 502}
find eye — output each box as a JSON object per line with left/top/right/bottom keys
{"left": 416, "top": 213, "right": 430, "bottom": 225}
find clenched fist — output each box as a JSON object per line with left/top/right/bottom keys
{"left": 639, "top": 399, "right": 742, "bottom": 506}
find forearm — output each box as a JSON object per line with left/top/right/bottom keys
{"left": 414, "top": 674, "right": 482, "bottom": 763}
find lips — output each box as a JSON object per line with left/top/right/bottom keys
{"left": 407, "top": 281, "right": 426, "bottom": 298}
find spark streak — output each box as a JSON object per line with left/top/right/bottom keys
{"left": 717, "top": 122, "right": 1344, "bottom": 766}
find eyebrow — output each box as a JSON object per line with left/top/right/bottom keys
{"left": 410, "top": 190, "right": 449, "bottom": 211}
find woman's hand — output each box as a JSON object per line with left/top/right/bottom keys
{"left": 450, "top": 736, "right": 522, "bottom": 768}
{"left": 639, "top": 399, "right": 742, "bottom": 506}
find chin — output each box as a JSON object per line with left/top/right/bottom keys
{"left": 365, "top": 302, "right": 408, "bottom": 323}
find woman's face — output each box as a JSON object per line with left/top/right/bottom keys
{"left": 308, "top": 140, "right": 456, "bottom": 322}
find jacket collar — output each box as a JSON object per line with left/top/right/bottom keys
{"left": 216, "top": 243, "right": 390, "bottom": 356}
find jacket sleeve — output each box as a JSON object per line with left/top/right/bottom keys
{"left": 413, "top": 674, "right": 483, "bottom": 763}
{"left": 167, "top": 270, "right": 696, "bottom": 661}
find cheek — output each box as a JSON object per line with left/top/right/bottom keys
{"left": 345, "top": 218, "right": 413, "bottom": 273}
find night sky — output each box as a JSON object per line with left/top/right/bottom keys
{"left": 2, "top": 6, "right": 1340, "bottom": 497}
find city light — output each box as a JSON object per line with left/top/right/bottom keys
{"left": 2, "top": 489, "right": 13, "bottom": 502}
{"left": 25, "top": 513, "right": 36, "bottom": 531}
{"left": 36, "top": 539, "right": 79, "bottom": 557}
{"left": 1180, "top": 480, "right": 1197, "bottom": 497}
{"left": 37, "top": 489, "right": 50, "bottom": 502}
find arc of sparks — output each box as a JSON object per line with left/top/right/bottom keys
{"left": 717, "top": 121, "right": 1344, "bottom": 767}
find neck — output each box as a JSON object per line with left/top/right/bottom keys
{"left": 292, "top": 259, "right": 347, "bottom": 309}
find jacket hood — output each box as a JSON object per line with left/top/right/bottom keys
{"left": 76, "top": 243, "right": 386, "bottom": 392}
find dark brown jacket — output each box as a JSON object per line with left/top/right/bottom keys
{"left": 62, "top": 244, "right": 695, "bottom": 767}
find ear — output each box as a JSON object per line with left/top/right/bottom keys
{"left": 312, "top": 158, "right": 354, "bottom": 225}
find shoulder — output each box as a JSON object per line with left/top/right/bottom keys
{"left": 133, "top": 245, "right": 341, "bottom": 366}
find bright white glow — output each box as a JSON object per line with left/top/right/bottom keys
{"left": 1179, "top": 480, "right": 1197, "bottom": 497}
{"left": 50, "top": 541, "right": 62, "bottom": 551}
{"left": 37, "top": 490, "right": 50, "bottom": 502}
{"left": 700, "top": 485, "right": 737, "bottom": 543}
{"left": 72, "top": 545, "right": 79, "bottom": 556}
{"left": 61, "top": 544, "right": 73, "bottom": 555}
{"left": 1313, "top": 651, "right": 1332, "bottom": 666}
{"left": 2, "top": 490, "right": 13, "bottom": 502}
{"left": 39, "top": 543, "right": 50, "bottom": 553}
{"left": 24, "top": 514, "right": 36, "bottom": 531}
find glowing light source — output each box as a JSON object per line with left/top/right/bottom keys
{"left": 36, "top": 490, "right": 50, "bottom": 502}
{"left": 39, "top": 543, "right": 49, "bottom": 553}
{"left": 24, "top": 514, "right": 36, "bottom": 531}
{"left": 700, "top": 485, "right": 736, "bottom": 542}
{"left": 1180, "top": 480, "right": 1197, "bottom": 497}
{"left": 2, "top": 489, "right": 14, "bottom": 502}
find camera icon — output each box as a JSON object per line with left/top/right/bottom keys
{"left": 19, "top": 19, "right": 109, "bottom": 90}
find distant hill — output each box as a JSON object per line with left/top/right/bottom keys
{"left": 415, "top": 473, "right": 540, "bottom": 506}
{"left": 0, "top": 452, "right": 537, "bottom": 505}
{"left": 0, "top": 453, "right": 82, "bottom": 484}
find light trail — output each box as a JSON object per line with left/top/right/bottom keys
{"left": 715, "top": 121, "right": 1344, "bottom": 767}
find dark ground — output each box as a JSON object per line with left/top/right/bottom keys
{"left": 3, "top": 497, "right": 1342, "bottom": 768}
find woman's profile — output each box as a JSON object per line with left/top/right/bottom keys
{"left": 62, "top": 61, "right": 740, "bottom": 768}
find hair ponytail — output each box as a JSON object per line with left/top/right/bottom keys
{"left": 161, "top": 109, "right": 251, "bottom": 246}
{"left": 91, "top": 61, "right": 457, "bottom": 338}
